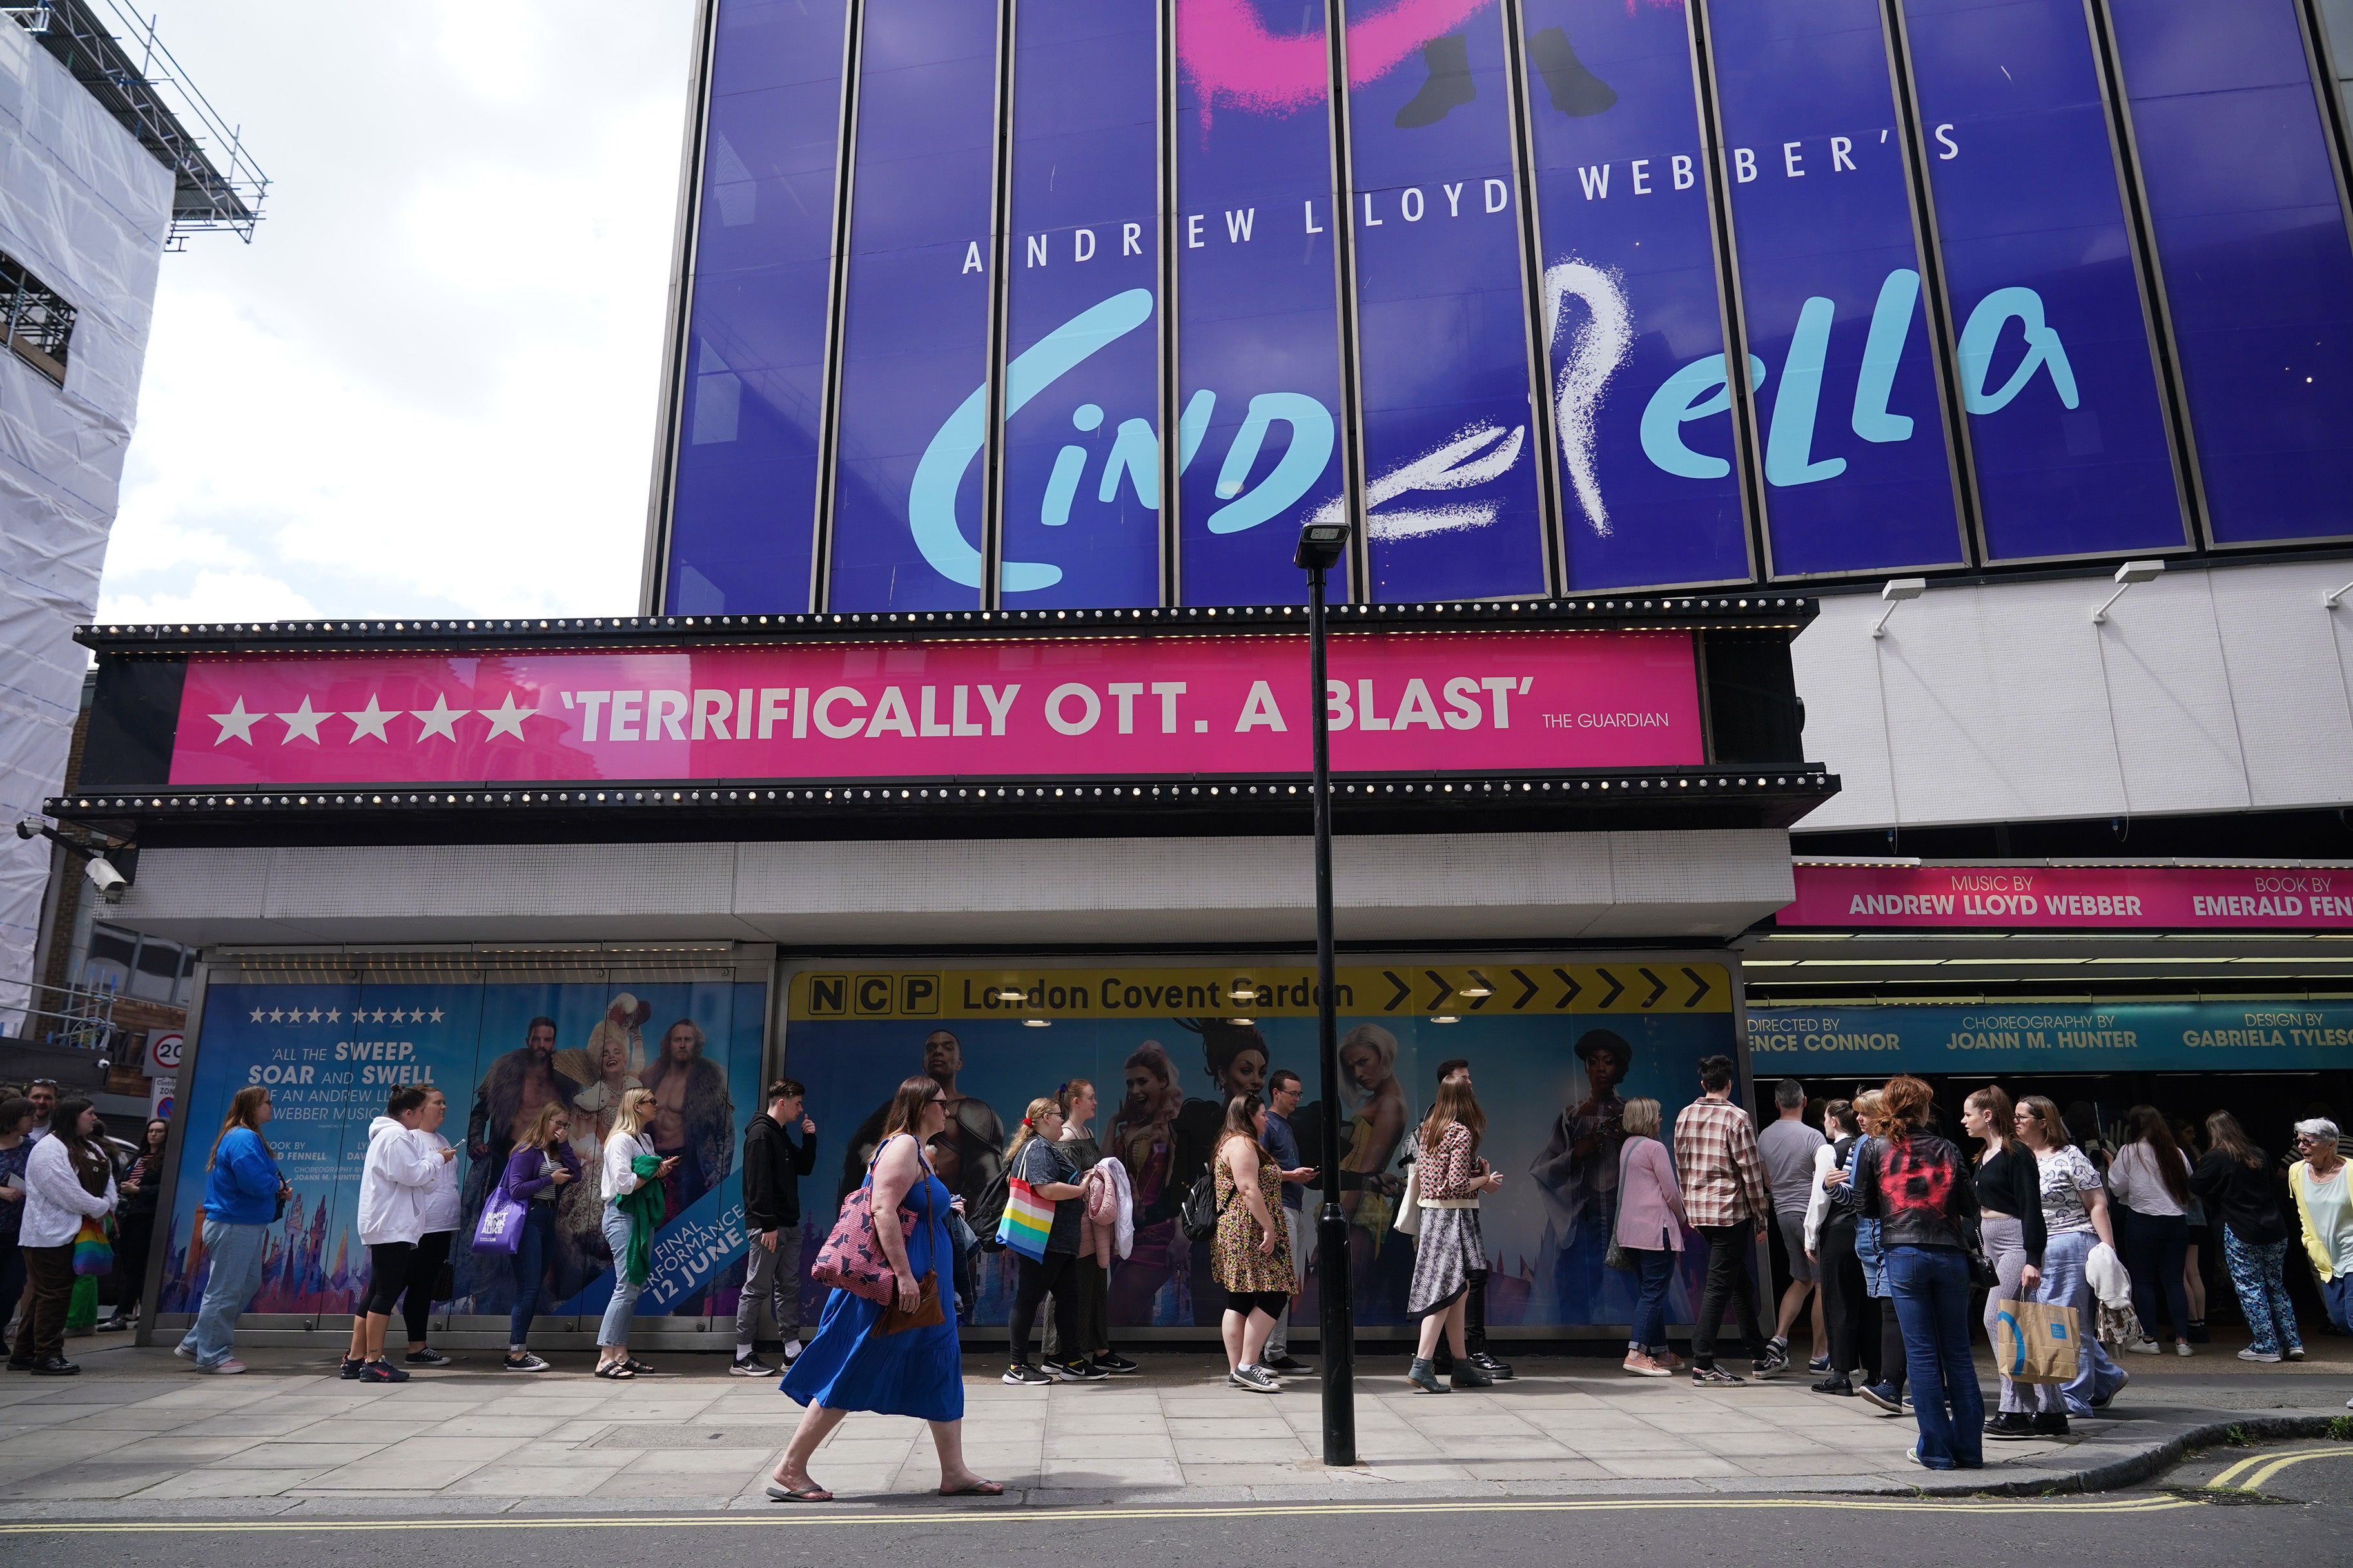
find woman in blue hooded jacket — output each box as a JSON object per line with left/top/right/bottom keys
{"left": 177, "top": 1087, "right": 289, "bottom": 1374}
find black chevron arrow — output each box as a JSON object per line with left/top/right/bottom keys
{"left": 1596, "top": 967, "right": 1625, "bottom": 1009}
{"left": 1423, "top": 969, "right": 1455, "bottom": 1011}
{"left": 1382, "top": 971, "right": 1411, "bottom": 1012}
{"left": 1465, "top": 968, "right": 1496, "bottom": 1010}
{"left": 1637, "top": 967, "right": 1668, "bottom": 1009}
{"left": 1681, "top": 966, "right": 1713, "bottom": 1009}
{"left": 1510, "top": 968, "right": 1539, "bottom": 1010}
{"left": 1550, "top": 968, "right": 1583, "bottom": 1009}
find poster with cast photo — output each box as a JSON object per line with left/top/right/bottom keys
{"left": 156, "top": 978, "right": 766, "bottom": 1326}
{"left": 783, "top": 961, "right": 1741, "bottom": 1331}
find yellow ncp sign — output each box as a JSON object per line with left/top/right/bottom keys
{"left": 790, "top": 962, "right": 1729, "bottom": 1022}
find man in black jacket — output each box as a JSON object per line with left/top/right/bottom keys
{"left": 734, "top": 1080, "right": 818, "bottom": 1376}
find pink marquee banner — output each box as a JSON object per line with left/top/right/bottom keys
{"left": 166, "top": 630, "right": 1704, "bottom": 788}
{"left": 1786, "top": 862, "right": 2353, "bottom": 932}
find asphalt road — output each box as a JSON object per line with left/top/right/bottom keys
{"left": 5, "top": 1442, "right": 2346, "bottom": 1568}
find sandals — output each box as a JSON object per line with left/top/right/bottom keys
{"left": 939, "top": 1479, "right": 1005, "bottom": 1497}
{"left": 766, "top": 1480, "right": 834, "bottom": 1502}
{"left": 593, "top": 1362, "right": 636, "bottom": 1380}
{"left": 623, "top": 1358, "right": 656, "bottom": 1375}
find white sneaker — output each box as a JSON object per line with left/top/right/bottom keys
{"left": 2126, "top": 1338, "right": 2160, "bottom": 1355}
{"left": 2173, "top": 1341, "right": 2192, "bottom": 1357}
{"left": 2237, "top": 1348, "right": 2282, "bottom": 1363}
{"left": 2286, "top": 1346, "right": 2306, "bottom": 1361}
{"left": 171, "top": 1342, "right": 194, "bottom": 1360}
{"left": 209, "top": 1359, "right": 248, "bottom": 1375}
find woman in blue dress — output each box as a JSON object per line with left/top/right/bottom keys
{"left": 770, "top": 1075, "right": 999, "bottom": 1501}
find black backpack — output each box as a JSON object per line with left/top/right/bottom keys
{"left": 968, "top": 1163, "right": 1011, "bottom": 1252}
{"left": 1176, "top": 1166, "right": 1224, "bottom": 1243}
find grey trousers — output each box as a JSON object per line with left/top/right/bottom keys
{"left": 1981, "top": 1213, "right": 2031, "bottom": 1413}
{"left": 734, "top": 1223, "right": 803, "bottom": 1348}
{"left": 1265, "top": 1208, "right": 1313, "bottom": 1358}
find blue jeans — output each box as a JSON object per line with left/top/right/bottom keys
{"left": 598, "top": 1205, "right": 642, "bottom": 1348}
{"left": 1626, "top": 1246, "right": 1677, "bottom": 1352}
{"left": 180, "top": 1219, "right": 269, "bottom": 1370}
{"left": 2321, "top": 1273, "right": 2352, "bottom": 1335}
{"left": 2034, "top": 1229, "right": 2127, "bottom": 1415}
{"left": 1886, "top": 1244, "right": 1984, "bottom": 1471}
{"left": 509, "top": 1202, "right": 556, "bottom": 1346}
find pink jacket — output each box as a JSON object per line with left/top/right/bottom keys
{"left": 1615, "top": 1135, "right": 1686, "bottom": 1252}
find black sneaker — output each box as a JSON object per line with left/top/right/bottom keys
{"left": 1229, "top": 1365, "right": 1279, "bottom": 1393}
{"left": 1002, "top": 1362, "right": 1054, "bottom": 1387}
{"left": 1807, "top": 1354, "right": 1831, "bottom": 1374}
{"left": 1262, "top": 1354, "right": 1311, "bottom": 1375}
{"left": 2031, "top": 1411, "right": 2071, "bottom": 1437}
{"left": 1055, "top": 1359, "right": 1108, "bottom": 1382}
{"left": 1470, "top": 1350, "right": 1515, "bottom": 1380}
{"left": 1985, "top": 1412, "right": 2038, "bottom": 1440}
{"left": 1692, "top": 1364, "right": 1746, "bottom": 1386}
{"left": 1753, "top": 1344, "right": 1792, "bottom": 1379}
{"left": 1858, "top": 1381, "right": 1904, "bottom": 1414}
{"left": 2090, "top": 1366, "right": 2128, "bottom": 1409}
{"left": 1093, "top": 1352, "right": 1142, "bottom": 1375}
{"left": 1811, "top": 1373, "right": 1855, "bottom": 1395}
{"left": 358, "top": 1360, "right": 409, "bottom": 1384}
{"left": 339, "top": 1357, "right": 366, "bottom": 1380}
{"left": 404, "top": 1348, "right": 451, "bottom": 1367}
{"left": 730, "top": 1352, "right": 776, "bottom": 1378}
{"left": 503, "top": 1353, "right": 550, "bottom": 1372}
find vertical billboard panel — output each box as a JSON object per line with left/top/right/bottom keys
{"left": 2108, "top": 0, "right": 2353, "bottom": 546}
{"left": 998, "top": 0, "right": 1164, "bottom": 609}
{"left": 1519, "top": 0, "right": 1752, "bottom": 592}
{"left": 159, "top": 978, "right": 766, "bottom": 1328}
{"left": 664, "top": 0, "right": 851, "bottom": 615}
{"left": 1347, "top": 3, "right": 1548, "bottom": 601}
{"left": 1706, "top": 0, "right": 1971, "bottom": 577}
{"left": 785, "top": 961, "right": 1737, "bottom": 1329}
{"left": 1173, "top": 1, "right": 1345, "bottom": 606}
{"left": 1901, "top": 0, "right": 2189, "bottom": 561}
{"left": 826, "top": 0, "right": 1002, "bottom": 610}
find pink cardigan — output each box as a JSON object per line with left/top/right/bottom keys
{"left": 1615, "top": 1135, "right": 1686, "bottom": 1252}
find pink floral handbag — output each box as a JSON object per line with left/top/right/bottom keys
{"left": 810, "top": 1142, "right": 924, "bottom": 1304}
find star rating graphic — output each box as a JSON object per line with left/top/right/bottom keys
{"left": 204, "top": 691, "right": 547, "bottom": 746}
{"left": 243, "top": 1000, "right": 437, "bottom": 1027}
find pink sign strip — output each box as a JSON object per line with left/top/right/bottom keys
{"left": 166, "top": 630, "right": 1704, "bottom": 788}
{"left": 1786, "top": 863, "right": 2353, "bottom": 933}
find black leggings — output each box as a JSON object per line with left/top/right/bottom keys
{"left": 363, "top": 1241, "right": 413, "bottom": 1317}
{"left": 398, "top": 1231, "right": 452, "bottom": 1344}
{"left": 1224, "top": 1290, "right": 1288, "bottom": 1318}
{"left": 1877, "top": 1305, "right": 1909, "bottom": 1397}
{"left": 1010, "top": 1252, "right": 1079, "bottom": 1365}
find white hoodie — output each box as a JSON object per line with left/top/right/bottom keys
{"left": 358, "top": 1115, "right": 445, "bottom": 1246}
{"left": 411, "top": 1127, "right": 462, "bottom": 1235}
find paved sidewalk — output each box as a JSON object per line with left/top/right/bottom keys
{"left": 0, "top": 1330, "right": 2347, "bottom": 1517}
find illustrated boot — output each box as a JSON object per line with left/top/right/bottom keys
{"left": 1527, "top": 26, "right": 1617, "bottom": 117}
{"left": 1394, "top": 34, "right": 1478, "bottom": 128}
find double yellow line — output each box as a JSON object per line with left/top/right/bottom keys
{"left": 2205, "top": 1443, "right": 2353, "bottom": 1495}
{"left": 0, "top": 1493, "right": 2202, "bottom": 1536}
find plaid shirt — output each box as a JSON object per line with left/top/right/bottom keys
{"left": 1674, "top": 1096, "right": 1772, "bottom": 1230}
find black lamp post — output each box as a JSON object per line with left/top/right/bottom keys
{"left": 1294, "top": 518, "right": 1354, "bottom": 1467}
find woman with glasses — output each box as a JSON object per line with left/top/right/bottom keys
{"left": 2288, "top": 1118, "right": 2353, "bottom": 1411}
{"left": 2013, "top": 1096, "right": 2128, "bottom": 1429}
{"left": 772, "top": 1076, "right": 998, "bottom": 1502}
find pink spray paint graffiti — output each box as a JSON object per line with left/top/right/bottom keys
{"left": 1176, "top": 0, "right": 1497, "bottom": 117}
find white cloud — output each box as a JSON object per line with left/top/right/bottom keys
{"left": 98, "top": 0, "right": 696, "bottom": 624}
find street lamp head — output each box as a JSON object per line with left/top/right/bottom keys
{"left": 1295, "top": 520, "right": 1351, "bottom": 572}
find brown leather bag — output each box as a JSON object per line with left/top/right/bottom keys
{"left": 878, "top": 1270, "right": 945, "bottom": 1335}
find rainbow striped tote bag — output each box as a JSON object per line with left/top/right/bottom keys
{"left": 995, "top": 1177, "right": 1052, "bottom": 1261}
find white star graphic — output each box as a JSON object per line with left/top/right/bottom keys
{"left": 479, "top": 692, "right": 540, "bottom": 740}
{"left": 344, "top": 696, "right": 396, "bottom": 743}
{"left": 325, "top": 1008, "right": 341, "bottom": 1023}
{"left": 277, "top": 698, "right": 328, "bottom": 744}
{"left": 306, "top": 1008, "right": 323, "bottom": 1023}
{"left": 268, "top": 1007, "right": 284, "bottom": 1023}
{"left": 210, "top": 699, "right": 263, "bottom": 745}
{"left": 411, "top": 695, "right": 471, "bottom": 742}
{"left": 427, "top": 1007, "right": 445, "bottom": 1023}
{"left": 249, "top": 1007, "right": 264, "bottom": 1023}
{"left": 372, "top": 1007, "right": 388, "bottom": 1024}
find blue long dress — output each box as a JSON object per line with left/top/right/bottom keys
{"left": 781, "top": 1135, "right": 963, "bottom": 1422}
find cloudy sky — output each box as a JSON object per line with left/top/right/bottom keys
{"left": 95, "top": 0, "right": 699, "bottom": 625}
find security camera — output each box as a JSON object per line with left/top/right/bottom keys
{"left": 85, "top": 855, "right": 126, "bottom": 902}
{"left": 12, "top": 819, "right": 37, "bottom": 840}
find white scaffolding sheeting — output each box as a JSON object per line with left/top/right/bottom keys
{"left": 0, "top": 18, "right": 168, "bottom": 1034}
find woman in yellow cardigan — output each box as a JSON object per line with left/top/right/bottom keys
{"left": 2287, "top": 1118, "right": 2353, "bottom": 1411}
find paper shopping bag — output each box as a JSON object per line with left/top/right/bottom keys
{"left": 1992, "top": 1297, "right": 2082, "bottom": 1385}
